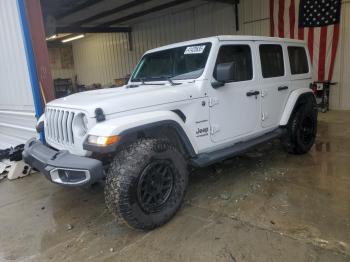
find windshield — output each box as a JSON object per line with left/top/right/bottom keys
{"left": 131, "top": 42, "right": 212, "bottom": 82}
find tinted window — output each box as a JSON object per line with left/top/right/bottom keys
{"left": 131, "top": 43, "right": 212, "bottom": 81}
{"left": 214, "top": 45, "right": 253, "bottom": 82}
{"left": 288, "top": 46, "right": 309, "bottom": 74}
{"left": 259, "top": 44, "right": 284, "bottom": 78}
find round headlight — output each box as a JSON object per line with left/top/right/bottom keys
{"left": 73, "top": 113, "right": 88, "bottom": 137}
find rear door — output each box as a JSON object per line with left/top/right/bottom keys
{"left": 258, "top": 43, "right": 290, "bottom": 128}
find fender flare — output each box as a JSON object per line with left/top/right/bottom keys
{"left": 118, "top": 120, "right": 197, "bottom": 158}
{"left": 279, "top": 88, "right": 316, "bottom": 126}
{"left": 83, "top": 111, "right": 197, "bottom": 157}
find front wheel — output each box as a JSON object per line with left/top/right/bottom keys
{"left": 282, "top": 102, "right": 317, "bottom": 154}
{"left": 105, "top": 139, "right": 188, "bottom": 230}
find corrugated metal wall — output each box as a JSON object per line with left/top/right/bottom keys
{"left": 240, "top": 0, "right": 270, "bottom": 36}
{"left": 332, "top": 0, "right": 350, "bottom": 110}
{"left": 49, "top": 47, "right": 76, "bottom": 81}
{"left": 71, "top": 0, "right": 350, "bottom": 109}
{"left": 72, "top": 1, "right": 243, "bottom": 86}
{"left": 0, "top": 0, "right": 37, "bottom": 148}
{"left": 51, "top": 67, "right": 76, "bottom": 81}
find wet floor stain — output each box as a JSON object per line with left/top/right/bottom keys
{"left": 315, "top": 141, "right": 331, "bottom": 152}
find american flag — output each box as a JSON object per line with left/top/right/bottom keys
{"left": 270, "top": 0, "right": 341, "bottom": 81}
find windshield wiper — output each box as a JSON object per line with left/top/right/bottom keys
{"left": 148, "top": 75, "right": 182, "bottom": 86}
{"left": 132, "top": 76, "right": 182, "bottom": 86}
{"left": 126, "top": 84, "right": 139, "bottom": 88}
{"left": 167, "top": 78, "right": 182, "bottom": 86}
{"left": 134, "top": 77, "right": 165, "bottom": 86}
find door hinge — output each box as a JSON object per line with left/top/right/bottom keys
{"left": 262, "top": 112, "right": 269, "bottom": 121}
{"left": 209, "top": 97, "right": 219, "bottom": 107}
{"left": 210, "top": 125, "right": 220, "bottom": 135}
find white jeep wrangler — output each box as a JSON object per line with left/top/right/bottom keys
{"left": 23, "top": 36, "right": 317, "bottom": 230}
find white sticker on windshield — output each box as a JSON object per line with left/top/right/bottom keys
{"left": 184, "top": 45, "right": 206, "bottom": 54}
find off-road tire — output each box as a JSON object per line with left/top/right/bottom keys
{"left": 282, "top": 100, "right": 317, "bottom": 154}
{"left": 105, "top": 138, "right": 188, "bottom": 230}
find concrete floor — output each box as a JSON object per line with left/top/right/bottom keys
{"left": 1, "top": 111, "right": 350, "bottom": 262}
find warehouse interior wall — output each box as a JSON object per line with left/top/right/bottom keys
{"left": 54, "top": 0, "right": 349, "bottom": 110}
{"left": 48, "top": 46, "right": 76, "bottom": 82}
{"left": 0, "top": 0, "right": 37, "bottom": 149}
{"left": 332, "top": 0, "right": 350, "bottom": 110}
{"left": 70, "top": 2, "right": 241, "bottom": 87}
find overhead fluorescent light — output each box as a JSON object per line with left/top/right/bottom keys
{"left": 61, "top": 34, "right": 85, "bottom": 43}
{"left": 46, "top": 34, "right": 57, "bottom": 41}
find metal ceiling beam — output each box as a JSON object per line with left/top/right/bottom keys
{"left": 99, "top": 0, "right": 191, "bottom": 27}
{"left": 55, "top": 26, "right": 131, "bottom": 33}
{"left": 56, "top": 0, "right": 102, "bottom": 19}
{"left": 73, "top": 0, "right": 154, "bottom": 26}
{"left": 205, "top": 0, "right": 239, "bottom": 4}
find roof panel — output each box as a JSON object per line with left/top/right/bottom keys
{"left": 146, "top": 35, "right": 306, "bottom": 53}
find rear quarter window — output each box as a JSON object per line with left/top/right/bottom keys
{"left": 288, "top": 46, "right": 309, "bottom": 75}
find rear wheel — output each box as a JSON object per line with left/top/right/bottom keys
{"left": 282, "top": 101, "right": 317, "bottom": 154}
{"left": 105, "top": 138, "right": 188, "bottom": 230}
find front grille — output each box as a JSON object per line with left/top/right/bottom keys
{"left": 45, "top": 108, "right": 75, "bottom": 145}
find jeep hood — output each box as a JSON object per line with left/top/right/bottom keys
{"left": 46, "top": 83, "right": 202, "bottom": 117}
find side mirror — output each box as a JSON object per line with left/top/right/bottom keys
{"left": 212, "top": 62, "right": 235, "bottom": 88}
{"left": 216, "top": 62, "right": 235, "bottom": 82}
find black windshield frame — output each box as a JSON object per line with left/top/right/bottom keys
{"left": 130, "top": 42, "right": 212, "bottom": 82}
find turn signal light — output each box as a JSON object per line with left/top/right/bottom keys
{"left": 87, "top": 135, "right": 120, "bottom": 146}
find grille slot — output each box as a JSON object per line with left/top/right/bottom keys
{"left": 45, "top": 108, "right": 75, "bottom": 145}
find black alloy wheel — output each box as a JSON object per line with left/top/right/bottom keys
{"left": 299, "top": 115, "right": 315, "bottom": 146}
{"left": 282, "top": 98, "right": 317, "bottom": 155}
{"left": 137, "top": 160, "right": 175, "bottom": 213}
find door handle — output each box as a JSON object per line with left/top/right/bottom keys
{"left": 246, "top": 90, "right": 260, "bottom": 97}
{"left": 278, "top": 86, "right": 289, "bottom": 91}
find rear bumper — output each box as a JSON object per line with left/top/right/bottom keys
{"left": 22, "top": 138, "right": 104, "bottom": 186}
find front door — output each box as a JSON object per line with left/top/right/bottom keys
{"left": 208, "top": 42, "right": 260, "bottom": 143}
{"left": 258, "top": 43, "right": 290, "bottom": 128}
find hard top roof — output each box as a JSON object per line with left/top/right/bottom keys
{"left": 146, "top": 35, "right": 306, "bottom": 54}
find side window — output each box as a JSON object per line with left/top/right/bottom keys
{"left": 259, "top": 44, "right": 284, "bottom": 78}
{"left": 214, "top": 45, "right": 253, "bottom": 82}
{"left": 288, "top": 46, "right": 309, "bottom": 74}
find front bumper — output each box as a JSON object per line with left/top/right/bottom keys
{"left": 22, "top": 138, "right": 104, "bottom": 186}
